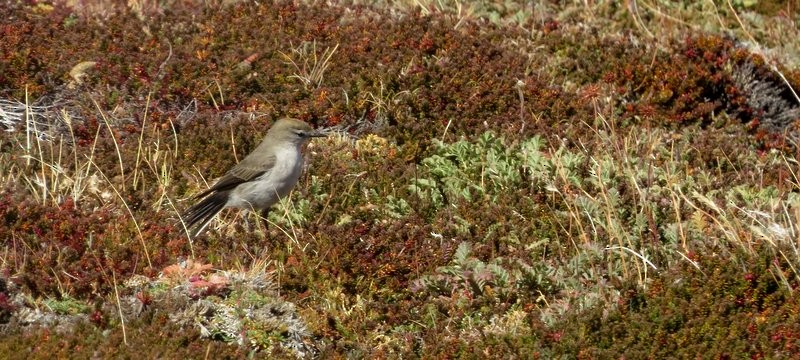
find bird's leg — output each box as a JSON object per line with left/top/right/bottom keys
{"left": 242, "top": 209, "right": 252, "bottom": 232}
{"left": 260, "top": 208, "right": 271, "bottom": 229}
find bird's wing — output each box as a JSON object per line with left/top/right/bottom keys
{"left": 193, "top": 153, "right": 277, "bottom": 199}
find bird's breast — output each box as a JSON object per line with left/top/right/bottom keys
{"left": 269, "top": 147, "right": 304, "bottom": 183}
{"left": 227, "top": 147, "right": 304, "bottom": 210}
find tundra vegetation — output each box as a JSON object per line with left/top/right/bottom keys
{"left": 1, "top": 0, "right": 800, "bottom": 357}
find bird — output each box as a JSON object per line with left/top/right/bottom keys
{"left": 181, "top": 118, "right": 326, "bottom": 236}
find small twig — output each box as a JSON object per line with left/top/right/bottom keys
{"left": 440, "top": 118, "right": 453, "bottom": 142}
{"left": 156, "top": 40, "right": 173, "bottom": 80}
{"left": 87, "top": 156, "right": 152, "bottom": 268}
{"left": 90, "top": 96, "right": 126, "bottom": 192}
{"left": 112, "top": 271, "right": 128, "bottom": 346}
{"left": 133, "top": 91, "right": 152, "bottom": 190}
{"left": 605, "top": 245, "right": 658, "bottom": 270}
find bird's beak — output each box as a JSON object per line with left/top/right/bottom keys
{"left": 308, "top": 130, "right": 327, "bottom": 138}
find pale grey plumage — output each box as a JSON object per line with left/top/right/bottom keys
{"left": 182, "top": 118, "right": 325, "bottom": 236}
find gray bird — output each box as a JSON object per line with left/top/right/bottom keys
{"left": 182, "top": 118, "right": 326, "bottom": 236}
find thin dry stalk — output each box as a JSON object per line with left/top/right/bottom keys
{"left": 88, "top": 157, "right": 152, "bottom": 268}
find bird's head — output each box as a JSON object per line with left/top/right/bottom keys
{"left": 269, "top": 118, "right": 327, "bottom": 146}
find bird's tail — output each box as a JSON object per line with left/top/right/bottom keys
{"left": 181, "top": 191, "right": 228, "bottom": 237}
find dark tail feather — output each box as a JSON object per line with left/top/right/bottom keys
{"left": 181, "top": 191, "right": 228, "bottom": 236}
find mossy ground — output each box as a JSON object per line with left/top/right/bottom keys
{"left": 1, "top": 0, "right": 800, "bottom": 357}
